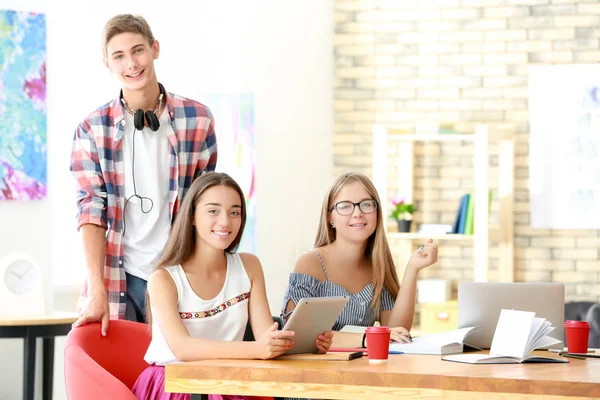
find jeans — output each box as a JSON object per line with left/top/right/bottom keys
{"left": 125, "top": 272, "right": 148, "bottom": 323}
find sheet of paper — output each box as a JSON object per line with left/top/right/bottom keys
{"left": 389, "top": 327, "right": 477, "bottom": 354}
{"left": 531, "top": 335, "right": 562, "bottom": 350}
{"left": 489, "top": 310, "right": 535, "bottom": 359}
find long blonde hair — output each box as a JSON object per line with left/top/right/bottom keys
{"left": 146, "top": 172, "right": 247, "bottom": 324}
{"left": 314, "top": 172, "right": 400, "bottom": 315}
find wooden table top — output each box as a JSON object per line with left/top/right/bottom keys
{"left": 166, "top": 351, "right": 600, "bottom": 399}
{"left": 0, "top": 312, "right": 78, "bottom": 327}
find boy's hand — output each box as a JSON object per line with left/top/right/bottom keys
{"left": 316, "top": 331, "right": 334, "bottom": 353}
{"left": 72, "top": 290, "right": 110, "bottom": 337}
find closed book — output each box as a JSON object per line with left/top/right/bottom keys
{"left": 464, "top": 193, "right": 474, "bottom": 235}
{"left": 457, "top": 194, "right": 470, "bottom": 234}
{"left": 276, "top": 351, "right": 363, "bottom": 361}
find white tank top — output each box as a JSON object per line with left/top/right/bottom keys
{"left": 144, "top": 252, "right": 251, "bottom": 365}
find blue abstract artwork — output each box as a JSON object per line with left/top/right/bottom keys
{"left": 0, "top": 10, "right": 47, "bottom": 200}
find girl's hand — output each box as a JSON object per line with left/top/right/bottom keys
{"left": 407, "top": 239, "right": 438, "bottom": 271}
{"left": 389, "top": 326, "right": 412, "bottom": 343}
{"left": 255, "top": 322, "right": 295, "bottom": 359}
{"left": 316, "top": 331, "right": 333, "bottom": 353}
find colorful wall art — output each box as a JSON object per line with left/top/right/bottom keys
{"left": 529, "top": 65, "right": 600, "bottom": 229}
{"left": 0, "top": 10, "right": 47, "bottom": 200}
{"left": 199, "top": 93, "right": 256, "bottom": 252}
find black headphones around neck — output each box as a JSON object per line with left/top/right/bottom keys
{"left": 119, "top": 83, "right": 167, "bottom": 236}
{"left": 120, "top": 83, "right": 165, "bottom": 131}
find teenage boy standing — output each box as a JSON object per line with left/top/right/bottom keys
{"left": 70, "top": 14, "right": 217, "bottom": 335}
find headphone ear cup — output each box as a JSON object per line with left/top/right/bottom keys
{"left": 134, "top": 110, "right": 145, "bottom": 130}
{"left": 145, "top": 110, "right": 160, "bottom": 131}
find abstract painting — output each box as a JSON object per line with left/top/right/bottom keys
{"left": 0, "top": 10, "right": 47, "bottom": 200}
{"left": 529, "top": 65, "right": 600, "bottom": 229}
{"left": 199, "top": 93, "right": 256, "bottom": 252}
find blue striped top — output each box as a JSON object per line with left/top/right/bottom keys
{"left": 280, "top": 251, "right": 395, "bottom": 330}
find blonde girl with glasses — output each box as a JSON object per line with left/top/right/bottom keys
{"left": 281, "top": 172, "right": 438, "bottom": 354}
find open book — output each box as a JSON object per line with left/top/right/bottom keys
{"left": 389, "top": 327, "right": 477, "bottom": 355}
{"left": 443, "top": 309, "right": 567, "bottom": 364}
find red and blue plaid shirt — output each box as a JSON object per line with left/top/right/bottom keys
{"left": 70, "top": 87, "right": 217, "bottom": 319}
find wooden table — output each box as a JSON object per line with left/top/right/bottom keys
{"left": 166, "top": 351, "right": 600, "bottom": 399}
{"left": 0, "top": 313, "right": 77, "bottom": 400}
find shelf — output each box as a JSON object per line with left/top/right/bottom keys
{"left": 388, "top": 228, "right": 502, "bottom": 242}
{"left": 374, "top": 123, "right": 515, "bottom": 282}
{"left": 387, "top": 133, "right": 477, "bottom": 142}
{"left": 387, "top": 232, "right": 475, "bottom": 241}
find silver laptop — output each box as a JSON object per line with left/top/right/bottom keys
{"left": 458, "top": 282, "right": 565, "bottom": 349}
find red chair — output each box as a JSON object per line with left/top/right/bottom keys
{"left": 64, "top": 320, "right": 274, "bottom": 400}
{"left": 64, "top": 320, "right": 151, "bottom": 399}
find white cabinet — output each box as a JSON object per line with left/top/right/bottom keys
{"left": 372, "top": 124, "right": 514, "bottom": 282}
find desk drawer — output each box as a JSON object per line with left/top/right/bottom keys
{"left": 419, "top": 301, "right": 458, "bottom": 334}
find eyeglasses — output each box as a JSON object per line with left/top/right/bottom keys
{"left": 329, "top": 199, "right": 378, "bottom": 216}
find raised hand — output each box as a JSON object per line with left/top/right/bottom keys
{"left": 255, "top": 322, "right": 295, "bottom": 359}
{"left": 316, "top": 331, "right": 333, "bottom": 353}
{"left": 407, "top": 239, "right": 438, "bottom": 271}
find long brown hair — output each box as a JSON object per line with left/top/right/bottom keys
{"left": 314, "top": 172, "right": 400, "bottom": 315}
{"left": 146, "top": 172, "right": 247, "bottom": 324}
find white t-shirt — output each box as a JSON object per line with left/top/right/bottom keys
{"left": 121, "top": 110, "right": 172, "bottom": 280}
{"left": 144, "top": 253, "right": 251, "bottom": 365}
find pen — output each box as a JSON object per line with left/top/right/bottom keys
{"left": 389, "top": 350, "right": 404, "bottom": 355}
{"left": 550, "top": 349, "right": 596, "bottom": 354}
{"left": 562, "top": 353, "right": 586, "bottom": 360}
{"left": 399, "top": 332, "right": 412, "bottom": 342}
{"left": 418, "top": 244, "right": 425, "bottom": 254}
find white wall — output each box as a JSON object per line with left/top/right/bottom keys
{"left": 0, "top": 1, "right": 51, "bottom": 399}
{"left": 0, "top": 0, "right": 332, "bottom": 399}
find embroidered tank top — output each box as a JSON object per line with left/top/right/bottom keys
{"left": 144, "top": 252, "right": 251, "bottom": 365}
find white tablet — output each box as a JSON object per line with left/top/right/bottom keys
{"left": 283, "top": 296, "right": 349, "bottom": 354}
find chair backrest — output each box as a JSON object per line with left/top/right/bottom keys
{"left": 64, "top": 320, "right": 151, "bottom": 399}
{"left": 565, "top": 302, "right": 600, "bottom": 348}
{"left": 243, "top": 316, "right": 283, "bottom": 341}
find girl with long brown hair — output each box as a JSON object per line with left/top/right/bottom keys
{"left": 133, "top": 172, "right": 333, "bottom": 400}
{"left": 282, "top": 172, "right": 438, "bottom": 350}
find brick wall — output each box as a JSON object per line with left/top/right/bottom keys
{"left": 333, "top": 0, "right": 600, "bottom": 302}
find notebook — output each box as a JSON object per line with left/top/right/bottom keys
{"left": 389, "top": 327, "right": 477, "bottom": 355}
{"left": 443, "top": 309, "right": 567, "bottom": 364}
{"left": 276, "top": 351, "right": 363, "bottom": 361}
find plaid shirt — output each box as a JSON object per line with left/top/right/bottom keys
{"left": 70, "top": 87, "right": 217, "bottom": 319}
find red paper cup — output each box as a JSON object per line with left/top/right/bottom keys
{"left": 366, "top": 326, "right": 391, "bottom": 364}
{"left": 564, "top": 320, "right": 590, "bottom": 354}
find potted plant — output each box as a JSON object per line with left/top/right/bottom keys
{"left": 391, "top": 196, "right": 415, "bottom": 232}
